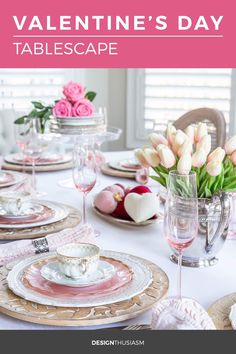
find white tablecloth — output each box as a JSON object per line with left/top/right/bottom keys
{"left": 0, "top": 151, "right": 236, "bottom": 330}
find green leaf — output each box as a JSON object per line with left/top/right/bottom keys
{"left": 204, "top": 186, "right": 212, "bottom": 198}
{"left": 150, "top": 175, "right": 166, "bottom": 187}
{"left": 14, "top": 116, "right": 27, "bottom": 124}
{"left": 85, "top": 91, "right": 96, "bottom": 102}
{"left": 31, "top": 101, "right": 44, "bottom": 110}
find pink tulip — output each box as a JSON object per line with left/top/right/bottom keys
{"left": 143, "top": 148, "right": 160, "bottom": 167}
{"left": 157, "top": 145, "right": 176, "bottom": 169}
{"left": 149, "top": 133, "right": 168, "bottom": 149}
{"left": 197, "top": 134, "right": 211, "bottom": 155}
{"left": 134, "top": 149, "right": 150, "bottom": 168}
{"left": 230, "top": 150, "right": 236, "bottom": 165}
{"left": 172, "top": 130, "right": 188, "bottom": 154}
{"left": 195, "top": 122, "right": 208, "bottom": 143}
{"left": 206, "top": 160, "right": 222, "bottom": 177}
{"left": 177, "top": 153, "right": 192, "bottom": 175}
{"left": 192, "top": 148, "right": 207, "bottom": 168}
{"left": 208, "top": 147, "right": 225, "bottom": 163}
{"left": 225, "top": 136, "right": 236, "bottom": 155}
{"left": 167, "top": 123, "right": 176, "bottom": 145}
{"left": 185, "top": 125, "right": 195, "bottom": 144}
{"left": 177, "top": 139, "right": 193, "bottom": 157}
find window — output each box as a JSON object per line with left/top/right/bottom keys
{"left": 127, "top": 68, "right": 236, "bottom": 148}
{"left": 0, "top": 68, "right": 84, "bottom": 111}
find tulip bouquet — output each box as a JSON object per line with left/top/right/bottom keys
{"left": 135, "top": 123, "right": 236, "bottom": 198}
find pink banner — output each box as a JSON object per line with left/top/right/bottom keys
{"left": 0, "top": 0, "right": 235, "bottom": 67}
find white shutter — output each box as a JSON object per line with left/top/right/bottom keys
{"left": 144, "top": 68, "right": 232, "bottom": 133}
{"left": 0, "top": 69, "right": 68, "bottom": 111}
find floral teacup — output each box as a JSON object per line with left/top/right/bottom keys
{"left": 56, "top": 243, "right": 100, "bottom": 279}
{"left": 0, "top": 191, "right": 31, "bottom": 216}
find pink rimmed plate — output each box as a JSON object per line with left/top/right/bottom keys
{"left": 5, "top": 153, "right": 72, "bottom": 166}
{"left": 0, "top": 171, "right": 26, "bottom": 188}
{"left": 7, "top": 250, "right": 153, "bottom": 307}
{"left": 0, "top": 201, "right": 69, "bottom": 229}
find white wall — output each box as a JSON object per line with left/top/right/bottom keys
{"left": 82, "top": 69, "right": 127, "bottom": 151}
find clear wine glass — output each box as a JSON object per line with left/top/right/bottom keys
{"left": 14, "top": 121, "right": 29, "bottom": 173}
{"left": 23, "top": 117, "right": 48, "bottom": 196}
{"left": 72, "top": 143, "right": 97, "bottom": 224}
{"left": 164, "top": 171, "right": 198, "bottom": 299}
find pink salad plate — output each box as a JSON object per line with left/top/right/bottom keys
{"left": 7, "top": 251, "right": 153, "bottom": 307}
{"left": 0, "top": 204, "right": 54, "bottom": 225}
{"left": 5, "top": 153, "right": 72, "bottom": 166}
{"left": 0, "top": 171, "right": 26, "bottom": 188}
{"left": 23, "top": 256, "right": 132, "bottom": 299}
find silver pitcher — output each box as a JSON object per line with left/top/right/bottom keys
{"left": 170, "top": 191, "right": 231, "bottom": 267}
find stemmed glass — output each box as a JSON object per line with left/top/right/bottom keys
{"left": 164, "top": 171, "right": 198, "bottom": 299}
{"left": 72, "top": 142, "right": 97, "bottom": 224}
{"left": 23, "top": 117, "right": 48, "bottom": 196}
{"left": 14, "top": 122, "right": 28, "bottom": 173}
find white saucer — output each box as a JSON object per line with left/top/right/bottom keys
{"left": 40, "top": 260, "right": 116, "bottom": 287}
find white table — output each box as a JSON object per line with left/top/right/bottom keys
{"left": 0, "top": 151, "right": 236, "bottom": 330}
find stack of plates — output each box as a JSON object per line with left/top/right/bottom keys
{"left": 0, "top": 200, "right": 69, "bottom": 230}
{"left": 0, "top": 170, "right": 26, "bottom": 189}
{"left": 3, "top": 153, "right": 72, "bottom": 172}
{"left": 1, "top": 250, "right": 169, "bottom": 326}
{"left": 101, "top": 158, "right": 142, "bottom": 179}
{"left": 50, "top": 114, "right": 107, "bottom": 135}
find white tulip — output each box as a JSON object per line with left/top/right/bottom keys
{"left": 143, "top": 148, "right": 160, "bottom": 167}
{"left": 197, "top": 134, "right": 211, "bottom": 155}
{"left": 157, "top": 145, "right": 176, "bottom": 169}
{"left": 134, "top": 149, "right": 150, "bottom": 167}
{"left": 206, "top": 160, "right": 222, "bottom": 177}
{"left": 177, "top": 138, "right": 193, "bottom": 157}
{"left": 192, "top": 148, "right": 207, "bottom": 168}
{"left": 167, "top": 123, "right": 176, "bottom": 145}
{"left": 208, "top": 147, "right": 225, "bottom": 163}
{"left": 177, "top": 153, "right": 192, "bottom": 175}
{"left": 225, "top": 135, "right": 236, "bottom": 155}
{"left": 195, "top": 122, "right": 208, "bottom": 143}
{"left": 185, "top": 125, "right": 195, "bottom": 144}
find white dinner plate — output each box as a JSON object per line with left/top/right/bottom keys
{"left": 40, "top": 260, "right": 116, "bottom": 287}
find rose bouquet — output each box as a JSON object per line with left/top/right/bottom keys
{"left": 135, "top": 123, "right": 236, "bottom": 198}
{"left": 14, "top": 81, "right": 96, "bottom": 133}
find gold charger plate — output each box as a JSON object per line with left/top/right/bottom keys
{"left": 0, "top": 204, "right": 81, "bottom": 240}
{"left": 2, "top": 161, "right": 73, "bottom": 173}
{"left": 93, "top": 206, "right": 162, "bottom": 227}
{"left": 101, "top": 163, "right": 136, "bottom": 179}
{"left": 208, "top": 293, "right": 236, "bottom": 330}
{"left": 0, "top": 254, "right": 169, "bottom": 327}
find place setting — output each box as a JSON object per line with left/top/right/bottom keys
{"left": 0, "top": 189, "right": 81, "bottom": 240}
{"left": 0, "top": 239, "right": 169, "bottom": 326}
{"left": 101, "top": 158, "right": 143, "bottom": 180}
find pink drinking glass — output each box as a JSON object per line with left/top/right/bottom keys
{"left": 72, "top": 144, "right": 97, "bottom": 224}
{"left": 164, "top": 171, "right": 198, "bottom": 299}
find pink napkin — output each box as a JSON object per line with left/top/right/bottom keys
{"left": 0, "top": 224, "right": 96, "bottom": 266}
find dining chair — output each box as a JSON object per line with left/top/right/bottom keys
{"left": 173, "top": 108, "right": 226, "bottom": 149}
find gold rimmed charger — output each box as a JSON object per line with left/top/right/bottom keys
{"left": 101, "top": 163, "right": 136, "bottom": 179}
{"left": 0, "top": 253, "right": 169, "bottom": 327}
{"left": 208, "top": 293, "right": 236, "bottom": 330}
{"left": 0, "top": 204, "right": 81, "bottom": 240}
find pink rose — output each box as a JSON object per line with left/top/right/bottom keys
{"left": 72, "top": 98, "right": 95, "bottom": 117}
{"left": 53, "top": 99, "right": 72, "bottom": 117}
{"left": 63, "top": 81, "right": 85, "bottom": 103}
